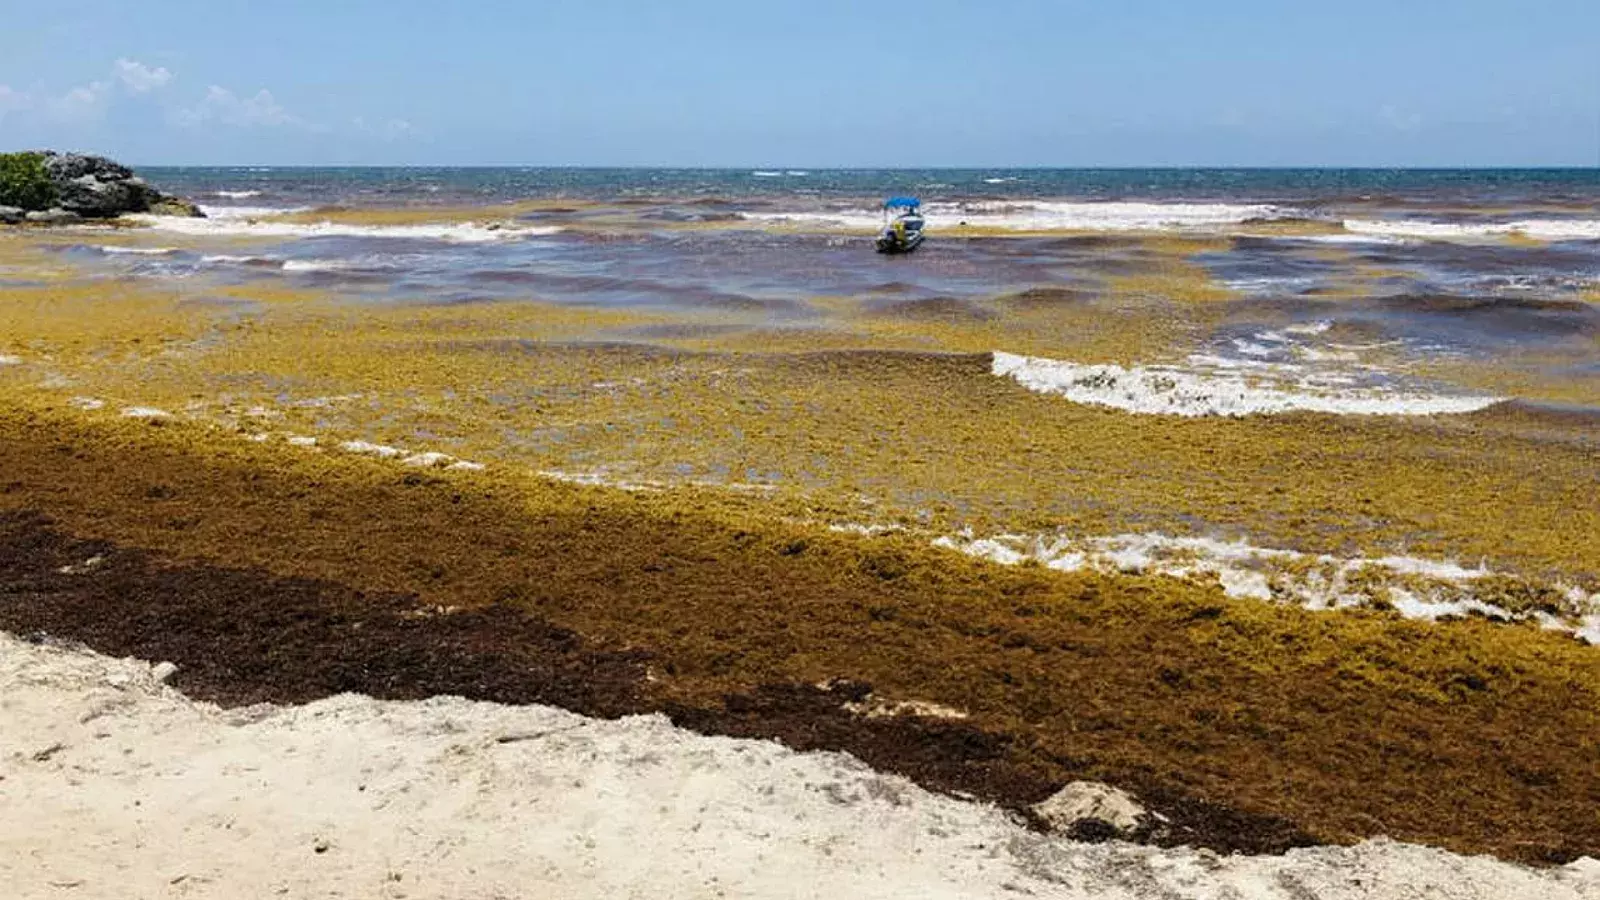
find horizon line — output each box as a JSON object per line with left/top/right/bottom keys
{"left": 124, "top": 163, "right": 1600, "bottom": 172}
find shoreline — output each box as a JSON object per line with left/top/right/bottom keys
{"left": 8, "top": 631, "right": 1597, "bottom": 899}
{"left": 0, "top": 404, "right": 1596, "bottom": 865}
{"left": 2, "top": 163, "right": 1597, "bottom": 892}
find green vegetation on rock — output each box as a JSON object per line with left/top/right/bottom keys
{"left": 0, "top": 152, "right": 58, "bottom": 211}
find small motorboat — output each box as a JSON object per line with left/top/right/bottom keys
{"left": 875, "top": 197, "right": 925, "bottom": 254}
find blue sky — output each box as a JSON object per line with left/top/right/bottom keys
{"left": 1, "top": 0, "right": 1595, "bottom": 166}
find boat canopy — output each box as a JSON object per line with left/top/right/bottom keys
{"left": 883, "top": 196, "right": 921, "bottom": 209}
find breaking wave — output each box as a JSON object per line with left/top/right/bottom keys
{"left": 200, "top": 205, "right": 314, "bottom": 219}
{"left": 281, "top": 259, "right": 365, "bottom": 273}
{"left": 98, "top": 246, "right": 181, "bottom": 256}
{"left": 199, "top": 254, "right": 276, "bottom": 266}
{"left": 746, "top": 200, "right": 1294, "bottom": 233}
{"left": 991, "top": 351, "right": 1501, "bottom": 417}
{"left": 132, "top": 207, "right": 560, "bottom": 243}
{"left": 934, "top": 530, "right": 1600, "bottom": 644}
{"left": 1344, "top": 218, "right": 1600, "bottom": 243}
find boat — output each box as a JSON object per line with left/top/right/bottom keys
{"left": 875, "top": 197, "right": 925, "bottom": 254}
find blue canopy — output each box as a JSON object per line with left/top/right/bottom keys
{"left": 884, "top": 196, "right": 921, "bottom": 209}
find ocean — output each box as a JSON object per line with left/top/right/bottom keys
{"left": 140, "top": 165, "right": 1600, "bottom": 207}
{"left": 3, "top": 167, "right": 1600, "bottom": 867}
{"left": 61, "top": 166, "right": 1594, "bottom": 414}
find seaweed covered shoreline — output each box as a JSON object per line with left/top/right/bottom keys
{"left": 1, "top": 404, "right": 1596, "bottom": 865}
{"left": 2, "top": 170, "right": 1597, "bottom": 878}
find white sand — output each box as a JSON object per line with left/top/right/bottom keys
{"left": 4, "top": 632, "right": 1597, "bottom": 899}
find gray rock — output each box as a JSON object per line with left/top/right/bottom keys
{"left": 1031, "top": 781, "right": 1168, "bottom": 841}
{"left": 40, "top": 151, "right": 134, "bottom": 184}
{"left": 0, "top": 205, "right": 23, "bottom": 224}
{"left": 57, "top": 174, "right": 145, "bottom": 218}
{"left": 23, "top": 151, "right": 203, "bottom": 219}
{"left": 146, "top": 196, "right": 206, "bottom": 218}
{"left": 25, "top": 208, "right": 82, "bottom": 225}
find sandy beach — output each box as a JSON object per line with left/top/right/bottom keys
{"left": 7, "top": 632, "right": 1600, "bottom": 899}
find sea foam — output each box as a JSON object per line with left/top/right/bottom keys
{"left": 98, "top": 246, "right": 181, "bottom": 256}
{"left": 991, "top": 351, "right": 1501, "bottom": 417}
{"left": 132, "top": 207, "right": 559, "bottom": 243}
{"left": 934, "top": 529, "right": 1600, "bottom": 643}
{"left": 282, "top": 259, "right": 364, "bottom": 273}
{"left": 747, "top": 200, "right": 1290, "bottom": 232}
{"left": 1344, "top": 217, "right": 1600, "bottom": 242}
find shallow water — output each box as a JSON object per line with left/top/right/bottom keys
{"left": 5, "top": 167, "right": 1598, "bottom": 578}
{"left": 42, "top": 168, "right": 1590, "bottom": 416}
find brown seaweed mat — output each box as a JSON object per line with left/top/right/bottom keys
{"left": 0, "top": 406, "right": 1596, "bottom": 864}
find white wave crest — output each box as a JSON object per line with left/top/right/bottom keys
{"left": 199, "top": 205, "right": 313, "bottom": 219}
{"left": 98, "top": 245, "right": 181, "bottom": 256}
{"left": 935, "top": 530, "right": 1600, "bottom": 643}
{"left": 1281, "top": 232, "right": 1419, "bottom": 246}
{"left": 282, "top": 259, "right": 361, "bottom": 273}
{"left": 991, "top": 351, "right": 1500, "bottom": 417}
{"left": 132, "top": 210, "right": 559, "bottom": 243}
{"left": 1344, "top": 218, "right": 1600, "bottom": 242}
{"left": 747, "top": 201, "right": 1290, "bottom": 233}
{"left": 335, "top": 438, "right": 482, "bottom": 470}
{"left": 213, "top": 190, "right": 263, "bottom": 199}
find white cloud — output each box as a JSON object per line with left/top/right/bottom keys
{"left": 114, "top": 58, "right": 173, "bottom": 94}
{"left": 174, "top": 85, "right": 304, "bottom": 129}
{"left": 7, "top": 59, "right": 396, "bottom": 141}
{"left": 0, "top": 84, "right": 31, "bottom": 116}
{"left": 352, "top": 116, "right": 415, "bottom": 141}
{"left": 2, "top": 59, "right": 171, "bottom": 127}
{"left": 1380, "top": 104, "right": 1423, "bottom": 133}
{"left": 46, "top": 79, "right": 113, "bottom": 122}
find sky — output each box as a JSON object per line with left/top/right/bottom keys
{"left": 0, "top": 0, "right": 1596, "bottom": 167}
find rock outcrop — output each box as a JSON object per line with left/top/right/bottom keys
{"left": 0, "top": 151, "right": 204, "bottom": 223}
{"left": 24, "top": 209, "right": 82, "bottom": 225}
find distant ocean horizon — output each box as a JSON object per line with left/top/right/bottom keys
{"left": 136, "top": 166, "right": 1600, "bottom": 212}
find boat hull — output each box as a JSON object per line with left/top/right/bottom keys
{"left": 875, "top": 232, "right": 925, "bottom": 254}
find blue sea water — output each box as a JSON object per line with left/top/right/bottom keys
{"left": 48, "top": 167, "right": 1600, "bottom": 411}
{"left": 141, "top": 167, "right": 1600, "bottom": 209}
